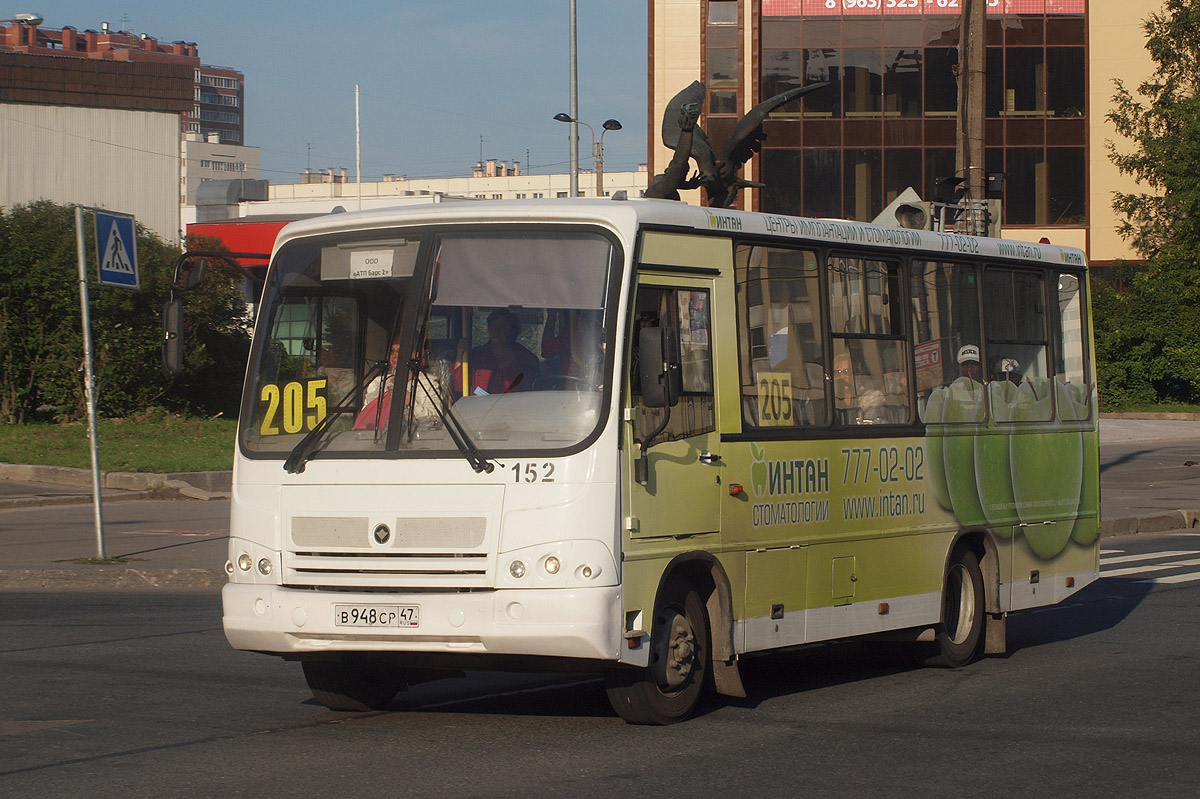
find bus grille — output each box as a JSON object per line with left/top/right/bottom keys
{"left": 283, "top": 515, "right": 492, "bottom": 588}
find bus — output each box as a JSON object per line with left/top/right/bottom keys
{"left": 216, "top": 197, "right": 1099, "bottom": 724}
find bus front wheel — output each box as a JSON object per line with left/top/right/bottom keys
{"left": 301, "top": 654, "right": 406, "bottom": 711}
{"left": 927, "top": 548, "right": 985, "bottom": 668}
{"left": 605, "top": 578, "right": 710, "bottom": 725}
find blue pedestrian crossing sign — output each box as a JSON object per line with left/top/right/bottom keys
{"left": 95, "top": 211, "right": 139, "bottom": 289}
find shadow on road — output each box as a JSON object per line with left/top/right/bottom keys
{"left": 1099, "top": 448, "right": 1153, "bottom": 474}
{"left": 1004, "top": 576, "right": 1152, "bottom": 654}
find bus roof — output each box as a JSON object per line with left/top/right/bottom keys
{"left": 268, "top": 197, "right": 1088, "bottom": 270}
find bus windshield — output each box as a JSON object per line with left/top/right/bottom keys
{"left": 240, "top": 228, "right": 617, "bottom": 463}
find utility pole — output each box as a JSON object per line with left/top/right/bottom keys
{"left": 956, "top": 0, "right": 987, "bottom": 234}
{"left": 568, "top": 0, "right": 580, "bottom": 197}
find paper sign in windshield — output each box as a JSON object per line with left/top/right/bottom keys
{"left": 349, "top": 250, "right": 396, "bottom": 279}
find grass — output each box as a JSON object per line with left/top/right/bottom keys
{"left": 0, "top": 415, "right": 238, "bottom": 473}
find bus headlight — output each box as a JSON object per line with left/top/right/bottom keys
{"left": 257, "top": 558, "right": 273, "bottom": 576}
{"left": 237, "top": 553, "right": 253, "bottom": 571}
{"left": 577, "top": 564, "right": 600, "bottom": 580}
{"left": 509, "top": 560, "right": 527, "bottom": 579}
{"left": 543, "top": 556, "right": 561, "bottom": 575}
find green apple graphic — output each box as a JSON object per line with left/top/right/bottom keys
{"left": 1010, "top": 378, "right": 1082, "bottom": 558}
{"left": 750, "top": 441, "right": 768, "bottom": 498}
{"left": 922, "top": 387, "right": 953, "bottom": 512}
{"left": 942, "top": 377, "right": 987, "bottom": 528}
{"left": 1072, "top": 428, "right": 1101, "bottom": 545}
{"left": 974, "top": 380, "right": 1019, "bottom": 533}
{"left": 1060, "top": 383, "right": 1100, "bottom": 545}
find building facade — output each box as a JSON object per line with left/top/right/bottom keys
{"left": 181, "top": 133, "right": 262, "bottom": 206}
{"left": 1, "top": 19, "right": 250, "bottom": 241}
{"left": 190, "top": 64, "right": 245, "bottom": 144}
{"left": 650, "top": 0, "right": 1161, "bottom": 262}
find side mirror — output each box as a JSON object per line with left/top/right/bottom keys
{"left": 162, "top": 299, "right": 184, "bottom": 377}
{"left": 183, "top": 259, "right": 207, "bottom": 290}
{"left": 638, "top": 326, "right": 680, "bottom": 408}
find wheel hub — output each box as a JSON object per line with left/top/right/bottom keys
{"left": 652, "top": 607, "right": 695, "bottom": 690}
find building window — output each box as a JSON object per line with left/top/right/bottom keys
{"left": 706, "top": 1, "right": 740, "bottom": 117}
{"left": 757, "top": 9, "right": 1087, "bottom": 226}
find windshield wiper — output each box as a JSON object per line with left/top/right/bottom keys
{"left": 283, "top": 358, "right": 389, "bottom": 474}
{"left": 408, "top": 366, "right": 495, "bottom": 474}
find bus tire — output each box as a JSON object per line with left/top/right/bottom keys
{"left": 927, "top": 548, "right": 985, "bottom": 668}
{"left": 605, "top": 578, "right": 709, "bottom": 725}
{"left": 301, "top": 655, "right": 406, "bottom": 711}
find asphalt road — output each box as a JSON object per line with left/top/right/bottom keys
{"left": 2, "top": 531, "right": 1199, "bottom": 797}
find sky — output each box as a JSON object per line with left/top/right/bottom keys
{"left": 40, "top": 1, "right": 649, "bottom": 183}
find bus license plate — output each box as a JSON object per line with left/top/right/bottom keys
{"left": 333, "top": 604, "right": 419, "bottom": 628}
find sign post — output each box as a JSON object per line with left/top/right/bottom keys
{"left": 75, "top": 208, "right": 140, "bottom": 560}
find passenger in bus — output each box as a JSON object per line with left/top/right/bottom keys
{"left": 354, "top": 337, "right": 448, "bottom": 430}
{"left": 956, "top": 344, "right": 983, "bottom": 383}
{"left": 833, "top": 351, "right": 884, "bottom": 424}
{"left": 452, "top": 309, "right": 540, "bottom": 395}
{"left": 354, "top": 338, "right": 402, "bottom": 430}
{"left": 991, "top": 356, "right": 1022, "bottom": 384}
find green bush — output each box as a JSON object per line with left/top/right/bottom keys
{"left": 0, "top": 201, "right": 251, "bottom": 423}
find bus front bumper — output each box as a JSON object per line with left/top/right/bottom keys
{"left": 222, "top": 582, "right": 624, "bottom": 662}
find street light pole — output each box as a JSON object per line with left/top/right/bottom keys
{"left": 568, "top": 0, "right": 579, "bottom": 197}
{"left": 554, "top": 115, "right": 622, "bottom": 197}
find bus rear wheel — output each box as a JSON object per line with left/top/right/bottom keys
{"left": 301, "top": 654, "right": 407, "bottom": 711}
{"left": 927, "top": 548, "right": 985, "bottom": 668}
{"left": 605, "top": 578, "right": 710, "bottom": 725}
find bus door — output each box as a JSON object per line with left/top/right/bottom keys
{"left": 625, "top": 277, "right": 721, "bottom": 538}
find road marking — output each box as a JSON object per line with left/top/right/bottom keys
{"left": 1100, "top": 549, "right": 1123, "bottom": 555}
{"left": 1102, "top": 556, "right": 1200, "bottom": 578}
{"left": 1139, "top": 572, "right": 1200, "bottom": 585}
{"left": 140, "top": 530, "right": 228, "bottom": 537}
{"left": 1100, "top": 550, "right": 1200, "bottom": 566}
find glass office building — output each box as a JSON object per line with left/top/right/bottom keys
{"left": 649, "top": 0, "right": 1147, "bottom": 257}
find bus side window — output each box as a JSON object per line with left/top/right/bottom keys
{"left": 910, "top": 260, "right": 982, "bottom": 422}
{"left": 983, "top": 267, "right": 1052, "bottom": 421}
{"left": 734, "top": 244, "right": 827, "bottom": 429}
{"left": 630, "top": 286, "right": 714, "bottom": 444}
{"left": 829, "top": 255, "right": 910, "bottom": 426}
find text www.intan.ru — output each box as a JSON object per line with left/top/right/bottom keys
{"left": 843, "top": 490, "right": 927, "bottom": 520}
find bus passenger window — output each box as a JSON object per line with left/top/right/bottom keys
{"left": 829, "top": 255, "right": 910, "bottom": 425}
{"left": 984, "top": 268, "right": 1051, "bottom": 421}
{"left": 734, "top": 245, "right": 827, "bottom": 428}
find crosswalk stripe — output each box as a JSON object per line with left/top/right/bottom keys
{"left": 1102, "top": 556, "right": 1200, "bottom": 578}
{"left": 1100, "top": 550, "right": 1200, "bottom": 566}
{"left": 1138, "top": 572, "right": 1200, "bottom": 585}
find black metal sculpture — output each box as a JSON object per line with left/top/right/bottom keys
{"left": 645, "top": 80, "right": 828, "bottom": 208}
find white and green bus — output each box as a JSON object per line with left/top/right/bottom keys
{"left": 219, "top": 197, "right": 1099, "bottom": 724}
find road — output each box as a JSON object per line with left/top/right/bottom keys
{"left": 3, "top": 531, "right": 1199, "bottom": 797}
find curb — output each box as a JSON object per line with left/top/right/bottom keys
{"left": 1099, "top": 411, "right": 1200, "bottom": 421}
{"left": 0, "top": 568, "right": 226, "bottom": 591}
{"left": 1100, "top": 509, "right": 1199, "bottom": 538}
{"left": 0, "top": 462, "right": 231, "bottom": 503}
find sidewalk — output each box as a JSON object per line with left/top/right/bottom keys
{"left": 2, "top": 416, "right": 1199, "bottom": 590}
{"left": 0, "top": 463, "right": 231, "bottom": 590}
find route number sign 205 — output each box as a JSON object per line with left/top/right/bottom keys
{"left": 259, "top": 379, "right": 327, "bottom": 435}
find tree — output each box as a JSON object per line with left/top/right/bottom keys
{"left": 0, "top": 201, "right": 251, "bottom": 423}
{"left": 1105, "top": 0, "right": 1200, "bottom": 404}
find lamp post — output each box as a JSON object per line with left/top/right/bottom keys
{"left": 554, "top": 114, "right": 622, "bottom": 197}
